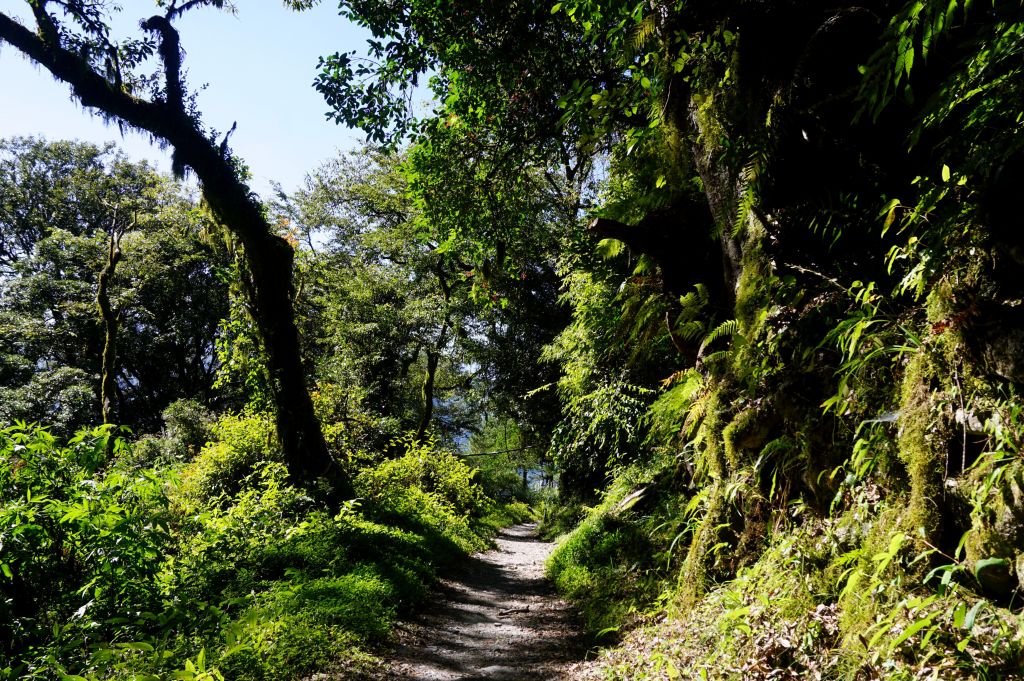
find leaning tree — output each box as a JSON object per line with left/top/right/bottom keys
{"left": 0, "top": 1, "right": 351, "bottom": 496}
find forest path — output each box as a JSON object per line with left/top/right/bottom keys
{"left": 381, "top": 522, "right": 589, "bottom": 680}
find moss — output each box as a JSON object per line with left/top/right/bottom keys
{"left": 964, "top": 461, "right": 1024, "bottom": 598}
{"left": 734, "top": 221, "right": 771, "bottom": 339}
{"left": 896, "top": 346, "right": 950, "bottom": 546}
{"left": 691, "top": 92, "right": 728, "bottom": 153}
{"left": 722, "top": 405, "right": 780, "bottom": 472}
{"left": 694, "top": 384, "right": 729, "bottom": 479}
{"left": 546, "top": 463, "right": 679, "bottom": 633}
{"left": 677, "top": 481, "right": 732, "bottom": 604}
{"left": 721, "top": 412, "right": 743, "bottom": 472}
{"left": 925, "top": 280, "right": 957, "bottom": 324}
{"left": 835, "top": 503, "right": 906, "bottom": 642}
{"left": 600, "top": 520, "right": 843, "bottom": 680}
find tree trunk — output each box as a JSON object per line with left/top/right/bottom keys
{"left": 96, "top": 232, "right": 121, "bottom": 458}
{"left": 415, "top": 347, "right": 440, "bottom": 443}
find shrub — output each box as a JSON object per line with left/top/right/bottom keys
{"left": 0, "top": 424, "right": 171, "bottom": 678}
{"left": 173, "top": 410, "right": 279, "bottom": 509}
{"left": 359, "top": 436, "right": 487, "bottom": 516}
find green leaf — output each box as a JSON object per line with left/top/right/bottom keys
{"left": 724, "top": 605, "right": 750, "bottom": 620}
{"left": 963, "top": 601, "right": 985, "bottom": 631}
{"left": 890, "top": 617, "right": 932, "bottom": 648}
{"left": 868, "top": 622, "right": 893, "bottom": 649}
{"left": 880, "top": 198, "right": 901, "bottom": 233}
{"left": 974, "top": 557, "right": 1008, "bottom": 581}
{"left": 116, "top": 642, "right": 155, "bottom": 652}
{"left": 551, "top": 3, "right": 562, "bottom": 13}
{"left": 941, "top": 164, "right": 951, "bottom": 182}
{"left": 952, "top": 602, "right": 966, "bottom": 628}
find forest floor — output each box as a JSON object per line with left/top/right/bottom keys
{"left": 378, "top": 522, "right": 592, "bottom": 680}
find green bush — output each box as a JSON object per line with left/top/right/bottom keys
{"left": 173, "top": 410, "right": 279, "bottom": 509}
{"left": 356, "top": 436, "right": 494, "bottom": 553}
{"left": 0, "top": 424, "right": 171, "bottom": 679}
{"left": 359, "top": 436, "right": 486, "bottom": 516}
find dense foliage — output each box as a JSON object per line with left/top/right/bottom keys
{"left": 319, "top": 0, "right": 1024, "bottom": 677}
{"left": 4, "top": 0, "right": 1024, "bottom": 677}
{"left": 0, "top": 417, "right": 528, "bottom": 680}
{"left": 0, "top": 138, "right": 229, "bottom": 435}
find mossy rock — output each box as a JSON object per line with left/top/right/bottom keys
{"left": 722, "top": 405, "right": 777, "bottom": 470}
{"left": 966, "top": 461, "right": 1024, "bottom": 598}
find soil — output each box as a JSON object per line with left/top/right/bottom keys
{"left": 382, "top": 523, "right": 590, "bottom": 680}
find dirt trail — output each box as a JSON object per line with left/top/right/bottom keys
{"left": 384, "top": 523, "right": 588, "bottom": 680}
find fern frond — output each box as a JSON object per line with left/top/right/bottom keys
{"left": 631, "top": 13, "right": 658, "bottom": 53}
{"left": 699, "top": 318, "right": 741, "bottom": 356}
{"left": 674, "top": 320, "right": 704, "bottom": 343}
{"left": 627, "top": 294, "right": 667, "bottom": 349}
{"left": 683, "top": 398, "right": 708, "bottom": 437}
{"left": 678, "top": 283, "right": 709, "bottom": 312}
{"left": 596, "top": 237, "right": 626, "bottom": 260}
{"left": 700, "top": 348, "right": 733, "bottom": 364}
{"left": 732, "top": 155, "right": 762, "bottom": 237}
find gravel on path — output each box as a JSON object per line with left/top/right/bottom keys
{"left": 383, "top": 522, "right": 589, "bottom": 680}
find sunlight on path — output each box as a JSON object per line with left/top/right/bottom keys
{"left": 384, "top": 523, "right": 588, "bottom": 680}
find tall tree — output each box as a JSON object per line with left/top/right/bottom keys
{"left": 284, "top": 149, "right": 482, "bottom": 447}
{"left": 0, "top": 138, "right": 227, "bottom": 435}
{"left": 0, "top": 4, "right": 349, "bottom": 494}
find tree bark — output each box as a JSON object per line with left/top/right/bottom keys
{"left": 414, "top": 350, "right": 439, "bottom": 443}
{"left": 414, "top": 324, "right": 446, "bottom": 443}
{"left": 96, "top": 231, "right": 122, "bottom": 458}
{"left": 0, "top": 8, "right": 350, "bottom": 496}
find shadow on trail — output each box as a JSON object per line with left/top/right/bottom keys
{"left": 384, "top": 523, "right": 590, "bottom": 680}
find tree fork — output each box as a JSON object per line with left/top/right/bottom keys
{"left": 0, "top": 8, "right": 351, "bottom": 496}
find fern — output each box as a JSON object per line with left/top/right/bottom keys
{"left": 858, "top": 0, "right": 971, "bottom": 121}
{"left": 678, "top": 283, "right": 709, "bottom": 313}
{"left": 732, "top": 155, "right": 762, "bottom": 237}
{"left": 625, "top": 293, "right": 669, "bottom": 357}
{"left": 699, "top": 319, "right": 741, "bottom": 357}
{"left": 596, "top": 237, "right": 626, "bottom": 260}
{"left": 682, "top": 383, "right": 716, "bottom": 438}
{"left": 647, "top": 370, "right": 706, "bottom": 444}
{"left": 630, "top": 13, "right": 658, "bottom": 55}
{"left": 674, "top": 320, "right": 704, "bottom": 343}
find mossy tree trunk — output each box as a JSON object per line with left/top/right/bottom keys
{"left": 415, "top": 323, "right": 447, "bottom": 443}
{"left": 96, "top": 230, "right": 123, "bottom": 458}
{"left": 0, "top": 6, "right": 351, "bottom": 497}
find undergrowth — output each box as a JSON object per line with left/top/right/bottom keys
{"left": 0, "top": 418, "right": 527, "bottom": 680}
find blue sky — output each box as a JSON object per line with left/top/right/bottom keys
{"left": 0, "top": 1, "right": 394, "bottom": 195}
